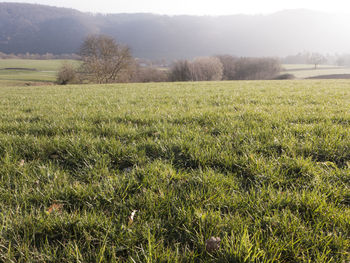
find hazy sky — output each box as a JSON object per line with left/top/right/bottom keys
{"left": 3, "top": 0, "right": 350, "bottom": 15}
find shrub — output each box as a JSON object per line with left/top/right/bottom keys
{"left": 169, "top": 60, "right": 192, "bottom": 82}
{"left": 170, "top": 57, "right": 223, "bottom": 82}
{"left": 274, "top": 73, "right": 295, "bottom": 80}
{"left": 216, "top": 55, "right": 237, "bottom": 80}
{"left": 56, "top": 62, "right": 78, "bottom": 85}
{"left": 133, "top": 67, "right": 169, "bottom": 82}
{"left": 234, "top": 57, "right": 281, "bottom": 80}
{"left": 190, "top": 57, "right": 223, "bottom": 81}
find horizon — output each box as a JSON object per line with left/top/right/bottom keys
{"left": 2, "top": 0, "right": 350, "bottom": 16}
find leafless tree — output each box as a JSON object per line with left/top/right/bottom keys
{"left": 216, "top": 55, "right": 237, "bottom": 80}
{"left": 133, "top": 66, "right": 169, "bottom": 82}
{"left": 234, "top": 57, "right": 281, "bottom": 80}
{"left": 308, "top": 53, "right": 327, "bottom": 69}
{"left": 169, "top": 60, "right": 192, "bottom": 81}
{"left": 79, "top": 35, "right": 133, "bottom": 83}
{"left": 190, "top": 57, "right": 223, "bottom": 81}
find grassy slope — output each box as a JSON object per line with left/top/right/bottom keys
{"left": 0, "top": 80, "right": 349, "bottom": 262}
{"left": 0, "top": 59, "right": 80, "bottom": 86}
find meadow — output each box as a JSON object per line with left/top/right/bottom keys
{"left": 283, "top": 64, "right": 350, "bottom": 79}
{"left": 0, "top": 80, "right": 350, "bottom": 262}
{"left": 0, "top": 59, "right": 79, "bottom": 87}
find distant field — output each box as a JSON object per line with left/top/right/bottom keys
{"left": 282, "top": 64, "right": 336, "bottom": 70}
{"left": 2, "top": 60, "right": 350, "bottom": 86}
{"left": 0, "top": 80, "right": 349, "bottom": 262}
{"left": 283, "top": 64, "right": 350, "bottom": 79}
{"left": 0, "top": 59, "right": 80, "bottom": 86}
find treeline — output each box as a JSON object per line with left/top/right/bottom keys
{"left": 0, "top": 52, "right": 80, "bottom": 60}
{"left": 282, "top": 51, "right": 350, "bottom": 67}
{"left": 169, "top": 55, "right": 281, "bottom": 82}
{"left": 56, "top": 35, "right": 283, "bottom": 85}
{"left": 59, "top": 55, "right": 282, "bottom": 85}
{"left": 123, "top": 55, "right": 282, "bottom": 83}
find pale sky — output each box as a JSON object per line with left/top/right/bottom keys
{"left": 3, "top": 0, "right": 350, "bottom": 15}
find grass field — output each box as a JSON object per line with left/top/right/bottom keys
{"left": 0, "top": 59, "right": 80, "bottom": 86}
{"left": 283, "top": 64, "right": 350, "bottom": 79}
{"left": 0, "top": 80, "right": 350, "bottom": 262}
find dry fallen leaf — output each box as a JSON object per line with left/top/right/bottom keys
{"left": 19, "top": 159, "right": 25, "bottom": 166}
{"left": 50, "top": 154, "right": 59, "bottom": 159}
{"left": 128, "top": 210, "right": 137, "bottom": 225}
{"left": 46, "top": 203, "right": 63, "bottom": 214}
{"left": 205, "top": 237, "right": 221, "bottom": 253}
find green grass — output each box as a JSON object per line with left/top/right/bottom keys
{"left": 0, "top": 80, "right": 349, "bottom": 262}
{"left": 0, "top": 59, "right": 80, "bottom": 71}
{"left": 283, "top": 64, "right": 350, "bottom": 78}
{"left": 0, "top": 59, "right": 80, "bottom": 86}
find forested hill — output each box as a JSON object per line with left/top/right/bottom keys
{"left": 1, "top": 3, "right": 350, "bottom": 59}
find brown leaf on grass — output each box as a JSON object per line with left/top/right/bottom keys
{"left": 19, "top": 159, "right": 25, "bottom": 166}
{"left": 46, "top": 203, "right": 63, "bottom": 214}
{"left": 50, "top": 154, "right": 59, "bottom": 159}
{"left": 205, "top": 237, "right": 221, "bottom": 253}
{"left": 128, "top": 210, "right": 137, "bottom": 225}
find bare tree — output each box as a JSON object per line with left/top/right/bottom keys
{"left": 308, "top": 53, "right": 327, "bottom": 69}
{"left": 234, "top": 57, "right": 281, "bottom": 80}
{"left": 216, "top": 55, "right": 237, "bottom": 80}
{"left": 133, "top": 66, "right": 169, "bottom": 82}
{"left": 169, "top": 60, "right": 192, "bottom": 81}
{"left": 79, "top": 35, "right": 133, "bottom": 83}
{"left": 190, "top": 57, "right": 223, "bottom": 81}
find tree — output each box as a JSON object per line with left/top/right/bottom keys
{"left": 234, "top": 57, "right": 281, "bottom": 80}
{"left": 169, "top": 60, "right": 192, "bottom": 81}
{"left": 79, "top": 35, "right": 133, "bottom": 83}
{"left": 169, "top": 57, "right": 223, "bottom": 82}
{"left": 133, "top": 66, "right": 169, "bottom": 82}
{"left": 308, "top": 53, "right": 327, "bottom": 69}
{"left": 216, "top": 55, "right": 237, "bottom": 80}
{"left": 190, "top": 57, "right": 223, "bottom": 81}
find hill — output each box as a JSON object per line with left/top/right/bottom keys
{"left": 1, "top": 3, "right": 350, "bottom": 59}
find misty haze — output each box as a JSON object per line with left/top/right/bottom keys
{"left": 1, "top": 3, "right": 350, "bottom": 58}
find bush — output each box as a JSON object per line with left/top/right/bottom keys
{"left": 274, "top": 73, "right": 295, "bottom": 80}
{"left": 170, "top": 56, "right": 281, "bottom": 82}
{"left": 216, "top": 55, "right": 237, "bottom": 80}
{"left": 133, "top": 67, "right": 169, "bottom": 82}
{"left": 56, "top": 62, "right": 79, "bottom": 85}
{"left": 169, "top": 60, "right": 192, "bottom": 82}
{"left": 170, "top": 57, "right": 223, "bottom": 82}
{"left": 234, "top": 57, "right": 281, "bottom": 80}
{"left": 190, "top": 57, "right": 223, "bottom": 81}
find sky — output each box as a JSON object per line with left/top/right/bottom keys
{"left": 3, "top": 0, "right": 350, "bottom": 15}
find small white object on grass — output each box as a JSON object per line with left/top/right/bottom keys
{"left": 128, "top": 210, "right": 137, "bottom": 225}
